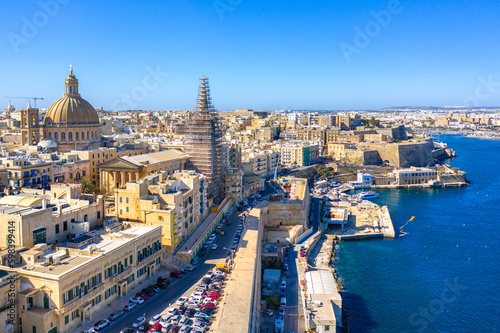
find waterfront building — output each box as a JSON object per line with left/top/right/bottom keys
{"left": 394, "top": 167, "right": 438, "bottom": 185}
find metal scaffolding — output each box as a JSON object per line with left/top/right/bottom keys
{"left": 185, "top": 77, "right": 225, "bottom": 203}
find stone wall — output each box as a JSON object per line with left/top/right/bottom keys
{"left": 360, "top": 140, "right": 434, "bottom": 167}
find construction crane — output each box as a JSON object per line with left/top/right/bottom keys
{"left": 4, "top": 97, "right": 44, "bottom": 108}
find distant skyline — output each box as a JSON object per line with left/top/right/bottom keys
{"left": 1, "top": 0, "right": 499, "bottom": 111}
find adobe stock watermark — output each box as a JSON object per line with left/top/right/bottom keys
{"left": 340, "top": 0, "right": 403, "bottom": 64}
{"left": 213, "top": 0, "right": 243, "bottom": 21}
{"left": 7, "top": 0, "right": 69, "bottom": 53}
{"left": 401, "top": 277, "right": 467, "bottom": 333}
{"left": 111, "top": 65, "right": 169, "bottom": 111}
{"left": 463, "top": 75, "right": 500, "bottom": 107}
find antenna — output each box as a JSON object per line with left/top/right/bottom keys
{"left": 4, "top": 97, "right": 44, "bottom": 108}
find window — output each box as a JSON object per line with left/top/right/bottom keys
{"left": 126, "top": 197, "right": 129, "bottom": 204}
{"left": 84, "top": 214, "right": 88, "bottom": 222}
{"left": 63, "top": 221, "right": 67, "bottom": 231}
{"left": 68, "top": 132, "right": 72, "bottom": 141}
{"left": 71, "top": 309, "right": 79, "bottom": 320}
{"left": 55, "top": 224, "right": 59, "bottom": 234}
{"left": 54, "top": 133, "right": 58, "bottom": 140}
{"left": 75, "top": 132, "right": 79, "bottom": 140}
{"left": 33, "top": 326, "right": 36, "bottom": 333}
{"left": 95, "top": 294, "right": 101, "bottom": 304}
{"left": 126, "top": 207, "right": 129, "bottom": 213}
{"left": 130, "top": 255, "right": 133, "bottom": 264}
{"left": 33, "top": 228, "right": 46, "bottom": 244}
{"left": 65, "top": 315, "right": 69, "bottom": 325}
{"left": 97, "top": 211, "right": 101, "bottom": 219}
{"left": 61, "top": 132, "right": 66, "bottom": 141}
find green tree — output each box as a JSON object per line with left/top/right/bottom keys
{"left": 80, "top": 177, "right": 96, "bottom": 194}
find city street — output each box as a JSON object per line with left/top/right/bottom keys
{"left": 91, "top": 203, "right": 247, "bottom": 332}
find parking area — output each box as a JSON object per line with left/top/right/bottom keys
{"left": 80, "top": 197, "right": 261, "bottom": 333}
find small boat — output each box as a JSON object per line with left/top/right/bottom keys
{"left": 357, "top": 191, "right": 379, "bottom": 199}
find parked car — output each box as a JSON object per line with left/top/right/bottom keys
{"left": 170, "top": 315, "right": 182, "bottom": 325}
{"left": 264, "top": 309, "right": 273, "bottom": 316}
{"left": 120, "top": 328, "right": 135, "bottom": 333}
{"left": 278, "top": 307, "right": 285, "bottom": 316}
{"left": 161, "top": 323, "right": 173, "bottom": 333}
{"left": 136, "top": 323, "right": 152, "bottom": 332}
{"left": 179, "top": 325, "right": 191, "bottom": 333}
{"left": 198, "top": 248, "right": 207, "bottom": 257}
{"left": 129, "top": 296, "right": 145, "bottom": 305}
{"left": 194, "top": 312, "right": 212, "bottom": 319}
{"left": 159, "top": 316, "right": 171, "bottom": 325}
{"left": 200, "top": 307, "right": 214, "bottom": 314}
{"left": 156, "top": 281, "right": 168, "bottom": 289}
{"left": 93, "top": 320, "right": 110, "bottom": 331}
{"left": 157, "top": 276, "right": 168, "bottom": 284}
{"left": 109, "top": 310, "right": 125, "bottom": 321}
{"left": 192, "top": 321, "right": 207, "bottom": 331}
{"left": 149, "top": 314, "right": 163, "bottom": 325}
{"left": 148, "top": 323, "right": 163, "bottom": 333}
{"left": 136, "top": 291, "right": 149, "bottom": 300}
{"left": 178, "top": 304, "right": 187, "bottom": 315}
{"left": 179, "top": 316, "right": 190, "bottom": 326}
{"left": 132, "top": 316, "right": 147, "bottom": 328}
{"left": 201, "top": 302, "right": 215, "bottom": 309}
{"left": 170, "top": 271, "right": 183, "bottom": 278}
{"left": 185, "top": 308, "right": 196, "bottom": 317}
{"left": 166, "top": 307, "right": 178, "bottom": 316}
{"left": 176, "top": 297, "right": 188, "bottom": 305}
{"left": 149, "top": 285, "right": 161, "bottom": 293}
{"left": 211, "top": 243, "right": 218, "bottom": 250}
{"left": 142, "top": 288, "right": 156, "bottom": 297}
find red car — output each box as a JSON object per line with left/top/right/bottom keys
{"left": 201, "top": 302, "right": 215, "bottom": 309}
{"left": 170, "top": 271, "right": 183, "bottom": 278}
{"left": 206, "top": 293, "right": 219, "bottom": 300}
{"left": 148, "top": 323, "right": 162, "bottom": 332}
{"left": 136, "top": 291, "right": 149, "bottom": 300}
{"left": 299, "top": 252, "right": 306, "bottom": 257}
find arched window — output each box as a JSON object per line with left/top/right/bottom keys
{"left": 87, "top": 131, "right": 89, "bottom": 140}
{"left": 48, "top": 132, "right": 52, "bottom": 138}
{"left": 61, "top": 132, "right": 66, "bottom": 141}
{"left": 54, "top": 132, "right": 58, "bottom": 140}
{"left": 68, "top": 132, "right": 72, "bottom": 141}
{"left": 81, "top": 131, "right": 84, "bottom": 140}
{"left": 75, "top": 132, "right": 79, "bottom": 140}
{"left": 91, "top": 131, "right": 94, "bottom": 140}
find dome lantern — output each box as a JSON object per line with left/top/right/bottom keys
{"left": 64, "top": 64, "right": 80, "bottom": 96}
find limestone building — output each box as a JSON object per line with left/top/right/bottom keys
{"left": 20, "top": 67, "right": 102, "bottom": 152}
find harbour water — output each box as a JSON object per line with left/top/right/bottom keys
{"left": 335, "top": 135, "right": 500, "bottom": 332}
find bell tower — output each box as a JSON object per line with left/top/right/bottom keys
{"left": 21, "top": 103, "right": 40, "bottom": 145}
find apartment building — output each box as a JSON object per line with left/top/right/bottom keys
{"left": 114, "top": 170, "right": 208, "bottom": 253}
{"left": 1, "top": 155, "right": 52, "bottom": 190}
{"left": 8, "top": 224, "right": 162, "bottom": 333}
{"left": 0, "top": 184, "right": 105, "bottom": 249}
{"left": 225, "top": 168, "right": 244, "bottom": 204}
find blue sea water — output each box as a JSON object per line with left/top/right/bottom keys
{"left": 335, "top": 135, "right": 500, "bottom": 333}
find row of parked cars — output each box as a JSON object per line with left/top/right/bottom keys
{"left": 130, "top": 266, "right": 229, "bottom": 333}
{"left": 83, "top": 276, "right": 172, "bottom": 333}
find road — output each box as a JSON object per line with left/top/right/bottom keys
{"left": 102, "top": 203, "right": 246, "bottom": 332}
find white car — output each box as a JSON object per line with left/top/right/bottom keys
{"left": 192, "top": 321, "right": 208, "bottom": 330}
{"left": 170, "top": 315, "right": 182, "bottom": 324}
{"left": 205, "top": 271, "right": 214, "bottom": 278}
{"left": 192, "top": 291, "right": 205, "bottom": 298}
{"left": 185, "top": 300, "right": 200, "bottom": 308}
{"left": 167, "top": 307, "right": 178, "bottom": 316}
{"left": 129, "top": 296, "right": 145, "bottom": 305}
{"left": 132, "top": 316, "right": 146, "bottom": 328}
{"left": 179, "top": 325, "right": 191, "bottom": 333}
{"left": 149, "top": 314, "right": 162, "bottom": 325}
{"left": 176, "top": 297, "right": 188, "bottom": 306}
{"left": 211, "top": 243, "right": 218, "bottom": 250}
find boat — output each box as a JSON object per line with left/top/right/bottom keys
{"left": 357, "top": 191, "right": 379, "bottom": 199}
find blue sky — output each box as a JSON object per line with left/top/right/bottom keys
{"left": 1, "top": 0, "right": 499, "bottom": 110}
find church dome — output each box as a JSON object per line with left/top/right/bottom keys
{"left": 44, "top": 68, "right": 99, "bottom": 126}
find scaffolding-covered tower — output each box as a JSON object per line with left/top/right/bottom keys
{"left": 186, "top": 77, "right": 225, "bottom": 204}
